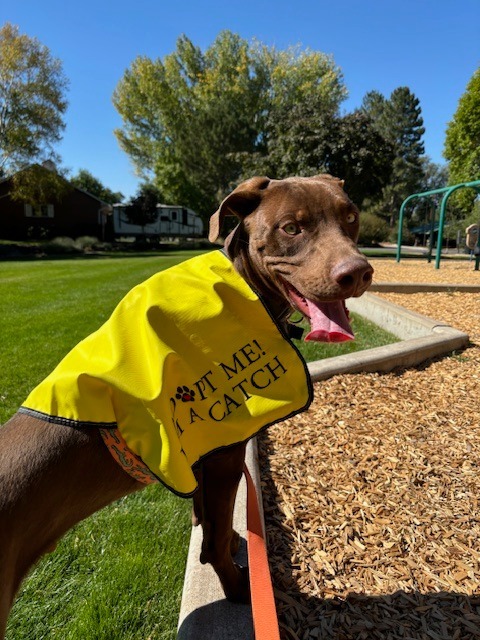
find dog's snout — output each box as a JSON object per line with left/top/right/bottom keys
{"left": 332, "top": 258, "right": 373, "bottom": 297}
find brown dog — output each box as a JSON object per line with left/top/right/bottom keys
{"left": 0, "top": 175, "right": 372, "bottom": 637}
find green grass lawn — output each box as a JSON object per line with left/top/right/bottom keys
{"left": 1, "top": 251, "right": 396, "bottom": 639}
{"left": 292, "top": 313, "right": 398, "bottom": 361}
{"left": 1, "top": 253, "right": 200, "bottom": 640}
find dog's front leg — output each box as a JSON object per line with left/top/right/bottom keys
{"left": 193, "top": 442, "right": 250, "bottom": 603}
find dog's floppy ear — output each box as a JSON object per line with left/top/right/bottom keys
{"left": 209, "top": 176, "right": 271, "bottom": 243}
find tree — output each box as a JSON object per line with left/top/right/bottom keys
{"left": 113, "top": 32, "right": 265, "bottom": 218}
{"left": 113, "top": 32, "right": 346, "bottom": 219}
{"left": 362, "top": 87, "right": 425, "bottom": 224}
{"left": 444, "top": 67, "right": 480, "bottom": 214}
{"left": 420, "top": 157, "right": 448, "bottom": 192}
{"left": 248, "top": 47, "right": 346, "bottom": 178}
{"left": 0, "top": 23, "right": 68, "bottom": 174}
{"left": 11, "top": 162, "right": 71, "bottom": 207}
{"left": 125, "top": 183, "right": 163, "bottom": 230}
{"left": 70, "top": 169, "right": 124, "bottom": 204}
{"left": 244, "top": 73, "right": 393, "bottom": 208}
{"left": 322, "top": 111, "right": 394, "bottom": 207}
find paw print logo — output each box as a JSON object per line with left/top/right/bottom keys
{"left": 176, "top": 386, "right": 196, "bottom": 402}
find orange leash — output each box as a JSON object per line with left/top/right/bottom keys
{"left": 244, "top": 464, "right": 281, "bottom": 640}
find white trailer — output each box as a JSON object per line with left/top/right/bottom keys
{"left": 112, "top": 204, "right": 204, "bottom": 238}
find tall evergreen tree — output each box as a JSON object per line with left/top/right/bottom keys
{"left": 362, "top": 87, "right": 425, "bottom": 224}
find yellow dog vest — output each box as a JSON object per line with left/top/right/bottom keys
{"left": 21, "top": 250, "right": 312, "bottom": 496}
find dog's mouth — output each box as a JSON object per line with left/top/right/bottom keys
{"left": 282, "top": 282, "right": 354, "bottom": 343}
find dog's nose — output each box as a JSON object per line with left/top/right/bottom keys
{"left": 332, "top": 258, "right": 374, "bottom": 297}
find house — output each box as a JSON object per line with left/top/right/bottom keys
{"left": 0, "top": 165, "right": 111, "bottom": 241}
{"left": 0, "top": 165, "right": 204, "bottom": 242}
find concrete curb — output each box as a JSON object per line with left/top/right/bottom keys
{"left": 309, "top": 292, "right": 469, "bottom": 381}
{"left": 370, "top": 282, "right": 480, "bottom": 294}
{"left": 177, "top": 440, "right": 260, "bottom": 639}
{"left": 177, "top": 291, "right": 470, "bottom": 638}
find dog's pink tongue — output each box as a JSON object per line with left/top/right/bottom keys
{"left": 304, "top": 299, "right": 354, "bottom": 343}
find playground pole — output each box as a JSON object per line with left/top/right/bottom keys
{"left": 396, "top": 194, "right": 418, "bottom": 262}
{"left": 397, "top": 180, "right": 480, "bottom": 267}
{"left": 476, "top": 228, "right": 480, "bottom": 271}
{"left": 436, "top": 181, "right": 480, "bottom": 268}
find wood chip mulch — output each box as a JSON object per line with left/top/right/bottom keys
{"left": 259, "top": 259, "right": 480, "bottom": 639}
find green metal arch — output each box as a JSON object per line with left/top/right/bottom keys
{"left": 396, "top": 180, "right": 480, "bottom": 268}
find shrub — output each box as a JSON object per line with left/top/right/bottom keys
{"left": 358, "top": 212, "right": 389, "bottom": 246}
{"left": 390, "top": 224, "right": 415, "bottom": 245}
{"left": 44, "top": 236, "right": 79, "bottom": 254}
{"left": 74, "top": 236, "right": 99, "bottom": 251}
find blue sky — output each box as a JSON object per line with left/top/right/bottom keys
{"left": 3, "top": 0, "right": 479, "bottom": 200}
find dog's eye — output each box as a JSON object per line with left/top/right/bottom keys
{"left": 282, "top": 222, "right": 301, "bottom": 236}
{"left": 346, "top": 212, "right": 357, "bottom": 224}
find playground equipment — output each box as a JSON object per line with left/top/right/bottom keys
{"left": 466, "top": 223, "right": 479, "bottom": 251}
{"left": 396, "top": 180, "right": 480, "bottom": 269}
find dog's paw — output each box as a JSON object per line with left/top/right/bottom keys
{"left": 224, "top": 564, "right": 250, "bottom": 604}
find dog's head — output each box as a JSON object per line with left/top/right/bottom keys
{"left": 209, "top": 175, "right": 373, "bottom": 343}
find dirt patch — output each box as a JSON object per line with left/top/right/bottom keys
{"left": 259, "top": 259, "right": 480, "bottom": 639}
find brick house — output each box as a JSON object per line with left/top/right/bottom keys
{"left": 0, "top": 166, "right": 111, "bottom": 241}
